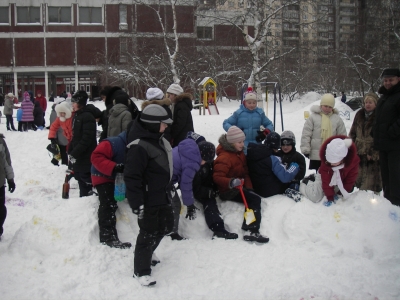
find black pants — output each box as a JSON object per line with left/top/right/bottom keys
{"left": 197, "top": 197, "right": 226, "bottom": 232}
{"left": 134, "top": 205, "right": 174, "bottom": 276}
{"left": 74, "top": 171, "right": 92, "bottom": 197}
{"left": 379, "top": 150, "right": 400, "bottom": 206}
{"left": 5, "top": 115, "right": 16, "bottom": 130}
{"left": 22, "top": 122, "right": 31, "bottom": 131}
{"left": 0, "top": 185, "right": 6, "bottom": 237}
{"left": 224, "top": 189, "right": 262, "bottom": 232}
{"left": 96, "top": 183, "right": 119, "bottom": 243}
{"left": 171, "top": 192, "right": 181, "bottom": 233}
{"left": 58, "top": 145, "right": 68, "bottom": 166}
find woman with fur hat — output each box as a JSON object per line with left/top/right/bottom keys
{"left": 223, "top": 88, "right": 274, "bottom": 153}
{"left": 213, "top": 126, "right": 269, "bottom": 243}
{"left": 48, "top": 101, "right": 73, "bottom": 165}
{"left": 300, "top": 93, "right": 347, "bottom": 170}
{"left": 165, "top": 83, "right": 195, "bottom": 147}
{"left": 349, "top": 93, "right": 381, "bottom": 193}
{"left": 3, "top": 93, "right": 19, "bottom": 131}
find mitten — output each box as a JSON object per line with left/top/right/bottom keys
{"left": 68, "top": 155, "right": 76, "bottom": 164}
{"left": 133, "top": 205, "right": 145, "bottom": 219}
{"left": 7, "top": 178, "right": 15, "bottom": 193}
{"left": 186, "top": 204, "right": 198, "bottom": 220}
{"left": 114, "top": 164, "right": 124, "bottom": 173}
{"left": 229, "top": 178, "right": 242, "bottom": 189}
{"left": 50, "top": 138, "right": 57, "bottom": 145}
{"left": 289, "top": 162, "right": 299, "bottom": 169}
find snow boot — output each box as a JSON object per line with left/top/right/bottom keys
{"left": 103, "top": 240, "right": 132, "bottom": 249}
{"left": 134, "top": 274, "right": 156, "bottom": 287}
{"left": 285, "top": 188, "right": 302, "bottom": 202}
{"left": 323, "top": 200, "right": 335, "bottom": 207}
{"left": 243, "top": 231, "right": 269, "bottom": 244}
{"left": 169, "top": 232, "right": 186, "bottom": 241}
{"left": 212, "top": 230, "right": 238, "bottom": 240}
{"left": 151, "top": 253, "right": 160, "bottom": 266}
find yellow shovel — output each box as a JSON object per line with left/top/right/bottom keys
{"left": 237, "top": 182, "right": 256, "bottom": 225}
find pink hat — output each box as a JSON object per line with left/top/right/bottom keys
{"left": 226, "top": 126, "right": 245, "bottom": 143}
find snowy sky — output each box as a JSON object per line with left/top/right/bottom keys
{"left": 0, "top": 93, "right": 399, "bottom": 300}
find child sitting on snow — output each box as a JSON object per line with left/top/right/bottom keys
{"left": 286, "top": 135, "right": 359, "bottom": 206}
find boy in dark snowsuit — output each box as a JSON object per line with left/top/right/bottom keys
{"left": 192, "top": 137, "right": 238, "bottom": 240}
{"left": 247, "top": 132, "right": 300, "bottom": 198}
{"left": 91, "top": 131, "right": 132, "bottom": 249}
{"left": 276, "top": 130, "right": 306, "bottom": 192}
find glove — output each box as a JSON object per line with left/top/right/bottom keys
{"left": 186, "top": 204, "right": 198, "bottom": 220}
{"left": 50, "top": 138, "right": 57, "bottom": 145}
{"left": 7, "top": 178, "right": 15, "bottom": 193}
{"left": 304, "top": 153, "right": 309, "bottom": 159}
{"left": 208, "top": 189, "right": 216, "bottom": 199}
{"left": 133, "top": 205, "right": 145, "bottom": 219}
{"left": 229, "top": 178, "right": 242, "bottom": 189}
{"left": 68, "top": 155, "right": 76, "bottom": 164}
{"left": 114, "top": 164, "right": 124, "bottom": 173}
{"left": 289, "top": 162, "right": 299, "bottom": 169}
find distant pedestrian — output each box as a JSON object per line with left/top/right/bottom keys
{"left": 341, "top": 91, "right": 346, "bottom": 103}
{"left": 3, "top": 93, "right": 18, "bottom": 131}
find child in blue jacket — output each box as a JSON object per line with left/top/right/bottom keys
{"left": 223, "top": 88, "right": 273, "bottom": 153}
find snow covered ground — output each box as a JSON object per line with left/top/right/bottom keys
{"left": 0, "top": 93, "right": 399, "bottom": 300}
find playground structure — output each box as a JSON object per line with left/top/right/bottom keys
{"left": 197, "top": 77, "right": 219, "bottom": 115}
{"left": 241, "top": 82, "right": 284, "bottom": 131}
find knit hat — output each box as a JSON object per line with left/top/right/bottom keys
{"left": 381, "top": 68, "right": 400, "bottom": 78}
{"left": 71, "top": 90, "right": 88, "bottom": 106}
{"left": 320, "top": 94, "right": 335, "bottom": 108}
{"left": 226, "top": 126, "right": 245, "bottom": 143}
{"left": 7, "top": 92, "right": 14, "bottom": 98}
{"left": 186, "top": 131, "right": 206, "bottom": 144}
{"left": 23, "top": 91, "right": 30, "bottom": 102}
{"left": 146, "top": 88, "right": 164, "bottom": 100}
{"left": 140, "top": 104, "right": 173, "bottom": 125}
{"left": 198, "top": 141, "right": 215, "bottom": 162}
{"left": 364, "top": 92, "right": 378, "bottom": 104}
{"left": 166, "top": 83, "right": 183, "bottom": 96}
{"left": 325, "top": 138, "right": 352, "bottom": 164}
{"left": 243, "top": 87, "right": 257, "bottom": 101}
{"left": 111, "top": 89, "right": 130, "bottom": 106}
{"left": 265, "top": 132, "right": 281, "bottom": 150}
{"left": 280, "top": 130, "right": 296, "bottom": 146}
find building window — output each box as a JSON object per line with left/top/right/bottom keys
{"left": 303, "top": 14, "right": 308, "bottom": 20}
{"left": 119, "top": 5, "right": 127, "bottom": 24}
{"left": 303, "top": 33, "right": 308, "bottom": 38}
{"left": 276, "top": 31, "right": 281, "bottom": 37}
{"left": 120, "top": 38, "right": 127, "bottom": 63}
{"left": 197, "top": 26, "right": 212, "bottom": 39}
{"left": 17, "top": 6, "right": 40, "bottom": 24}
{"left": 79, "top": 7, "right": 102, "bottom": 24}
{"left": 0, "top": 7, "right": 9, "bottom": 24}
{"left": 48, "top": 7, "right": 71, "bottom": 24}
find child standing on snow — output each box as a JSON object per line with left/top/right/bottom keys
{"left": 91, "top": 131, "right": 132, "bottom": 249}
{"left": 213, "top": 126, "right": 269, "bottom": 243}
{"left": 223, "top": 88, "right": 274, "bottom": 153}
{"left": 189, "top": 132, "right": 238, "bottom": 240}
{"left": 300, "top": 94, "right": 347, "bottom": 170}
{"left": 287, "top": 136, "right": 359, "bottom": 206}
{"left": 247, "top": 132, "right": 300, "bottom": 198}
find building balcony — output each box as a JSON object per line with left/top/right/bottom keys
{"left": 282, "top": 36, "right": 300, "bottom": 40}
{"left": 339, "top": 11, "right": 356, "bottom": 16}
{"left": 339, "top": 2, "right": 356, "bottom": 7}
{"left": 340, "top": 20, "right": 355, "bottom": 24}
{"left": 339, "top": 29, "right": 355, "bottom": 33}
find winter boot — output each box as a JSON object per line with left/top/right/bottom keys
{"left": 133, "top": 274, "right": 156, "bottom": 287}
{"left": 212, "top": 230, "right": 238, "bottom": 240}
{"left": 103, "top": 240, "right": 132, "bottom": 249}
{"left": 151, "top": 253, "right": 160, "bottom": 266}
{"left": 169, "top": 232, "right": 186, "bottom": 241}
{"left": 243, "top": 231, "right": 269, "bottom": 244}
{"left": 285, "top": 188, "right": 302, "bottom": 202}
{"left": 323, "top": 200, "right": 335, "bottom": 207}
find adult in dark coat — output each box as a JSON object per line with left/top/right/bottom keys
{"left": 247, "top": 132, "right": 300, "bottom": 198}
{"left": 124, "top": 104, "right": 174, "bottom": 286}
{"left": 276, "top": 130, "right": 306, "bottom": 191}
{"left": 33, "top": 101, "right": 44, "bottom": 128}
{"left": 372, "top": 68, "right": 400, "bottom": 206}
{"left": 69, "top": 91, "right": 97, "bottom": 197}
{"left": 170, "top": 93, "right": 194, "bottom": 147}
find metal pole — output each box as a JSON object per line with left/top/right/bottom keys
{"left": 278, "top": 83, "right": 284, "bottom": 131}
{"left": 273, "top": 84, "right": 277, "bottom": 128}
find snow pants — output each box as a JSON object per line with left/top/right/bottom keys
{"left": 0, "top": 185, "right": 6, "bottom": 237}
{"left": 96, "top": 183, "right": 118, "bottom": 243}
{"left": 379, "top": 150, "right": 400, "bottom": 206}
{"left": 134, "top": 204, "right": 174, "bottom": 277}
{"left": 171, "top": 192, "right": 181, "bottom": 234}
{"left": 74, "top": 171, "right": 92, "bottom": 197}
{"left": 197, "top": 197, "right": 226, "bottom": 233}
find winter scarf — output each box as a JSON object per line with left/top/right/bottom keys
{"left": 320, "top": 111, "right": 333, "bottom": 143}
{"left": 329, "top": 164, "right": 350, "bottom": 199}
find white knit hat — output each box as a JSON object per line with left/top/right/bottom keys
{"left": 226, "top": 126, "right": 245, "bottom": 143}
{"left": 166, "top": 83, "right": 183, "bottom": 96}
{"left": 320, "top": 94, "right": 335, "bottom": 108}
{"left": 146, "top": 88, "right": 164, "bottom": 100}
{"left": 325, "top": 138, "right": 352, "bottom": 164}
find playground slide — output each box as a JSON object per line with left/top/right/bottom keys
{"left": 207, "top": 104, "right": 219, "bottom": 115}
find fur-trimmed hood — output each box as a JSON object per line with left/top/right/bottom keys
{"left": 217, "top": 133, "right": 239, "bottom": 154}
{"left": 141, "top": 98, "right": 172, "bottom": 110}
{"left": 310, "top": 105, "right": 339, "bottom": 115}
{"left": 55, "top": 102, "right": 72, "bottom": 119}
{"left": 174, "top": 93, "right": 193, "bottom": 110}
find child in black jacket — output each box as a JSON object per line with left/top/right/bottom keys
{"left": 192, "top": 139, "right": 238, "bottom": 239}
